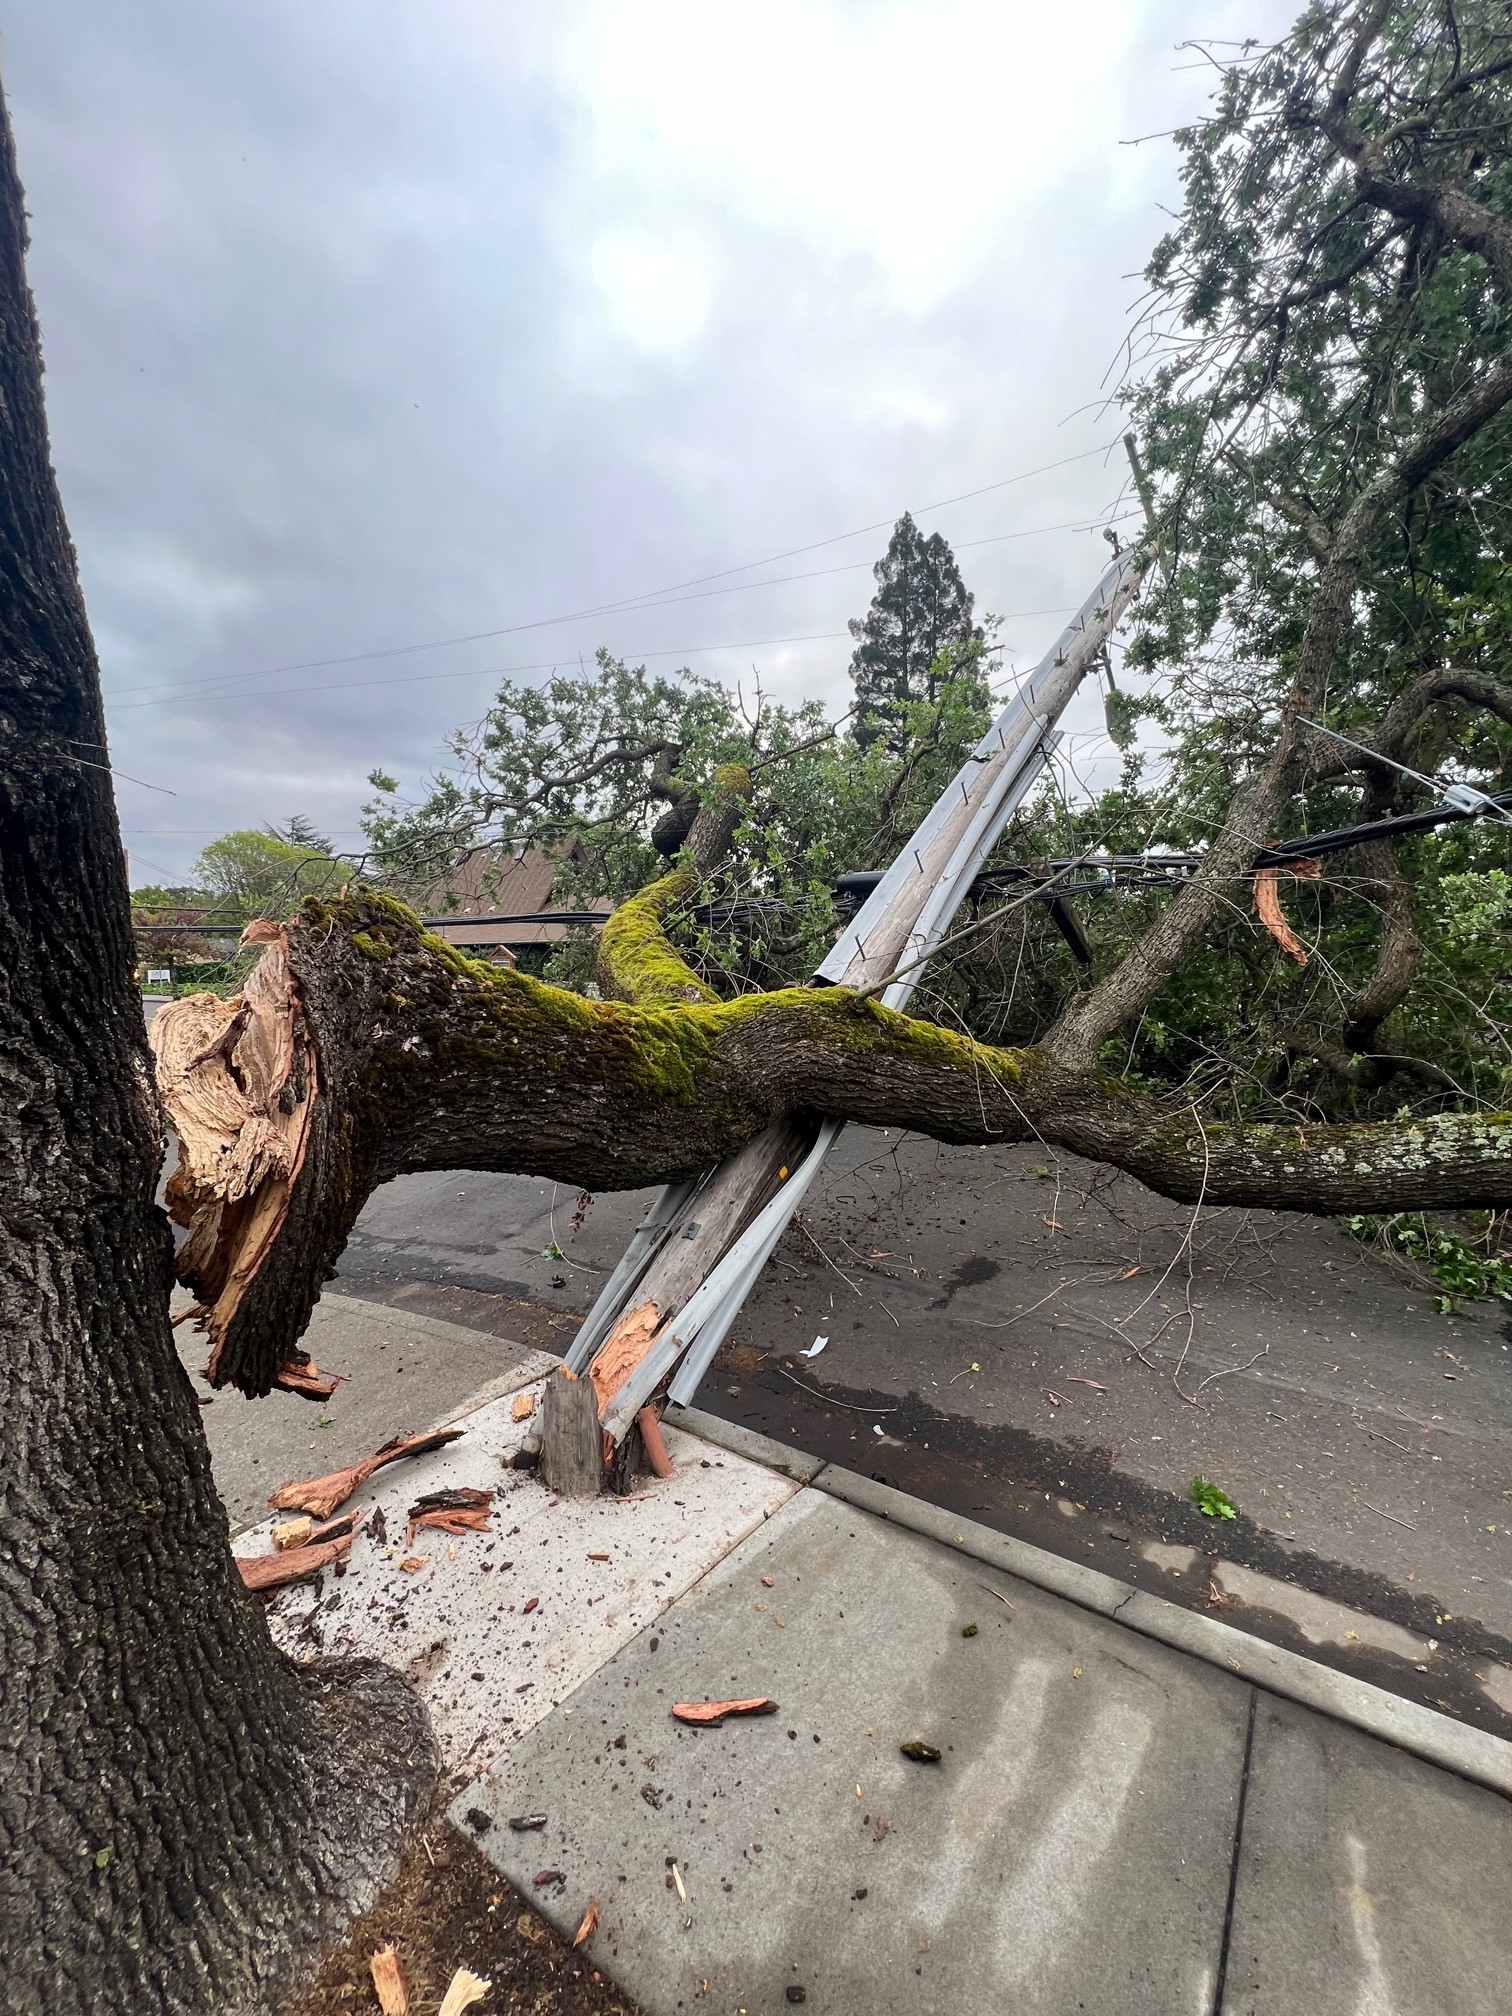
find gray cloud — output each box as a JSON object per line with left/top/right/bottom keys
{"left": 6, "top": 0, "right": 1290, "bottom": 883}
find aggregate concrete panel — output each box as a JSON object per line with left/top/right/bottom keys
{"left": 459, "top": 1487, "right": 1250, "bottom": 2016}
{"left": 1220, "top": 1694, "right": 1512, "bottom": 2016}
{"left": 233, "top": 1386, "right": 796, "bottom": 1779}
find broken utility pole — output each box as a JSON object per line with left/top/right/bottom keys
{"left": 539, "top": 542, "right": 1151, "bottom": 1490}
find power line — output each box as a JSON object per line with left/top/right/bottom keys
{"left": 108, "top": 512, "right": 1125, "bottom": 713}
{"left": 111, "top": 629, "right": 853, "bottom": 712}
{"left": 111, "top": 579, "right": 1092, "bottom": 714}
{"left": 110, "top": 532, "right": 1074, "bottom": 707}
{"left": 105, "top": 440, "right": 1124, "bottom": 705}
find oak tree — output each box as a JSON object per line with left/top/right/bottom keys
{"left": 0, "top": 90, "right": 433, "bottom": 2016}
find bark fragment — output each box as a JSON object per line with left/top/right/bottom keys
{"left": 268, "top": 1428, "right": 464, "bottom": 1520}
{"left": 670, "top": 1698, "right": 779, "bottom": 1725}
{"left": 272, "top": 1353, "right": 341, "bottom": 1401}
{"left": 405, "top": 1488, "right": 494, "bottom": 1542}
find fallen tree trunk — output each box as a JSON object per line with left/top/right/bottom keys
{"left": 151, "top": 888, "right": 1512, "bottom": 1397}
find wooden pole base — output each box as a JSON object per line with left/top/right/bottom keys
{"left": 538, "top": 1367, "right": 603, "bottom": 1497}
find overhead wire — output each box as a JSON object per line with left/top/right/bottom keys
{"left": 105, "top": 441, "right": 1126, "bottom": 708}
{"left": 112, "top": 522, "right": 1107, "bottom": 711}
{"left": 108, "top": 524, "right": 1131, "bottom": 713}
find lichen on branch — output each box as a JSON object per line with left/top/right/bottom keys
{"left": 151, "top": 886, "right": 1512, "bottom": 1398}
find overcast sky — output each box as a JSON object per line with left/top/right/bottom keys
{"left": 7, "top": 0, "right": 1288, "bottom": 887}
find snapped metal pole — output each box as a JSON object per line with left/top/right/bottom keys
{"left": 575, "top": 542, "right": 1151, "bottom": 1426}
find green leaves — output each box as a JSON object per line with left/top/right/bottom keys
{"left": 1344, "top": 1213, "right": 1512, "bottom": 1313}
{"left": 848, "top": 514, "right": 986, "bottom": 754}
{"left": 1189, "top": 1476, "right": 1238, "bottom": 1521}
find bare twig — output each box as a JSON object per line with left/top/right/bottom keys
{"left": 774, "top": 1367, "right": 899, "bottom": 1413}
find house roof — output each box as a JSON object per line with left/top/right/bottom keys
{"left": 419, "top": 841, "right": 613, "bottom": 946}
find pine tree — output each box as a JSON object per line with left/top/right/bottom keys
{"left": 266, "top": 812, "right": 332, "bottom": 851}
{"left": 848, "top": 512, "right": 984, "bottom": 750}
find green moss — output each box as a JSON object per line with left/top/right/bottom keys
{"left": 712, "top": 761, "right": 753, "bottom": 798}
{"left": 597, "top": 869, "right": 718, "bottom": 1007}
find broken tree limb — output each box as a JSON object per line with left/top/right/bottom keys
{"left": 267, "top": 1427, "right": 465, "bottom": 1519}
{"left": 148, "top": 885, "right": 1512, "bottom": 1398}
{"left": 237, "top": 1529, "right": 355, "bottom": 1592}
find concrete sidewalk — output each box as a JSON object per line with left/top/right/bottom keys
{"left": 457, "top": 1439, "right": 1512, "bottom": 2016}
{"left": 223, "top": 1332, "right": 1512, "bottom": 2016}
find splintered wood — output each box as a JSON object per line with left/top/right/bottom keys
{"left": 586, "top": 1299, "right": 660, "bottom": 1413}
{"left": 540, "top": 1301, "right": 677, "bottom": 1496}
{"left": 238, "top": 1510, "right": 367, "bottom": 1591}
{"left": 237, "top": 1531, "right": 353, "bottom": 1592}
{"left": 538, "top": 1367, "right": 603, "bottom": 1498}
{"left": 405, "top": 1487, "right": 494, "bottom": 1543}
{"left": 268, "top": 1427, "right": 464, "bottom": 1520}
{"left": 368, "top": 1945, "right": 409, "bottom": 2015}
{"left": 271, "top": 1353, "right": 340, "bottom": 1401}
{"left": 436, "top": 1969, "right": 490, "bottom": 2016}
{"left": 1254, "top": 858, "right": 1321, "bottom": 967}
{"left": 149, "top": 921, "right": 319, "bottom": 1385}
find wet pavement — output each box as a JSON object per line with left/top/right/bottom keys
{"left": 454, "top": 1438, "right": 1512, "bottom": 2016}
{"left": 214, "top": 1327, "right": 1512, "bottom": 2016}
{"left": 325, "top": 1129, "right": 1512, "bottom": 1730}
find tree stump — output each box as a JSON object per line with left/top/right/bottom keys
{"left": 539, "top": 1367, "right": 603, "bottom": 1496}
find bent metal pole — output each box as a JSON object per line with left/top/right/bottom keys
{"left": 569, "top": 543, "right": 1151, "bottom": 1438}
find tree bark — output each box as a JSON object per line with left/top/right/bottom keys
{"left": 0, "top": 89, "right": 433, "bottom": 2016}
{"left": 155, "top": 886, "right": 1512, "bottom": 1399}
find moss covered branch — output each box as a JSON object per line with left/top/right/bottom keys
{"left": 152, "top": 890, "right": 1512, "bottom": 1395}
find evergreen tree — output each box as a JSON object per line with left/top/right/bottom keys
{"left": 848, "top": 512, "right": 984, "bottom": 750}
{"left": 266, "top": 811, "right": 332, "bottom": 851}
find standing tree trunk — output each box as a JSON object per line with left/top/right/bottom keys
{"left": 0, "top": 88, "right": 433, "bottom": 2016}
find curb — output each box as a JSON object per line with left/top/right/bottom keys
{"left": 663, "top": 1402, "right": 826, "bottom": 1483}
{"left": 809, "top": 1463, "right": 1512, "bottom": 1801}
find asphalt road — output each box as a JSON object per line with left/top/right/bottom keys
{"left": 330, "top": 1128, "right": 1512, "bottom": 1653}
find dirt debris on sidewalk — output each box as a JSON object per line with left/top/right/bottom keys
{"left": 285, "top": 1820, "right": 640, "bottom": 2016}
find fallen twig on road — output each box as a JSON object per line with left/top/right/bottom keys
{"left": 774, "top": 1366, "right": 899, "bottom": 1413}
